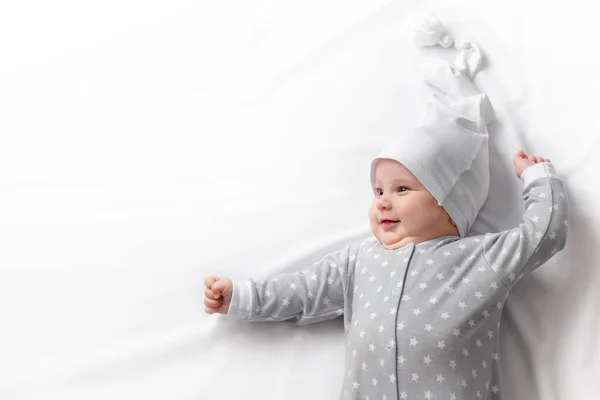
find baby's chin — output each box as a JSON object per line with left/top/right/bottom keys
{"left": 378, "top": 230, "right": 408, "bottom": 249}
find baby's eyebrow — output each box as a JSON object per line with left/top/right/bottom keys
{"left": 375, "top": 178, "right": 411, "bottom": 186}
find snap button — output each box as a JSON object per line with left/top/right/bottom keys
{"left": 385, "top": 341, "right": 393, "bottom": 350}
{"left": 392, "top": 288, "right": 400, "bottom": 295}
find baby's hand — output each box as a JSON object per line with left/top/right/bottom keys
{"left": 204, "top": 276, "right": 233, "bottom": 314}
{"left": 513, "top": 149, "right": 551, "bottom": 179}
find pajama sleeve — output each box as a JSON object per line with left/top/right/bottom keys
{"left": 481, "top": 162, "right": 570, "bottom": 288}
{"left": 226, "top": 244, "right": 354, "bottom": 326}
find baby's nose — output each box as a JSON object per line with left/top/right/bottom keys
{"left": 376, "top": 197, "right": 391, "bottom": 210}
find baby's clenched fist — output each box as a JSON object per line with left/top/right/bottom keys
{"left": 513, "top": 149, "right": 551, "bottom": 179}
{"left": 204, "top": 276, "right": 233, "bottom": 314}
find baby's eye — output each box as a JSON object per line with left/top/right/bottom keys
{"left": 397, "top": 186, "right": 408, "bottom": 192}
{"left": 375, "top": 188, "right": 383, "bottom": 196}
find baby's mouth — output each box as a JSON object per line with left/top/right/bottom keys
{"left": 381, "top": 220, "right": 400, "bottom": 230}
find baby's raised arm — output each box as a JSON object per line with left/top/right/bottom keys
{"left": 481, "top": 150, "right": 569, "bottom": 287}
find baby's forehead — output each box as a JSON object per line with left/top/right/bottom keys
{"left": 375, "top": 161, "right": 417, "bottom": 183}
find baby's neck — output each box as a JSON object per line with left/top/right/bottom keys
{"left": 382, "top": 225, "right": 460, "bottom": 250}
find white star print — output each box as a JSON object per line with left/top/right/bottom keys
{"left": 450, "top": 394, "right": 457, "bottom": 400}
{"left": 383, "top": 295, "right": 390, "bottom": 302}
{"left": 370, "top": 312, "right": 377, "bottom": 320}
{"left": 437, "top": 340, "right": 446, "bottom": 349}
{"left": 378, "top": 325, "right": 384, "bottom": 333}
{"left": 381, "top": 261, "right": 388, "bottom": 267}
{"left": 453, "top": 328, "right": 461, "bottom": 337}
{"left": 425, "top": 259, "right": 434, "bottom": 265}
{"left": 400, "top": 391, "right": 408, "bottom": 399}
{"left": 410, "top": 270, "right": 418, "bottom": 276}
{"left": 369, "top": 343, "right": 375, "bottom": 352}
{"left": 468, "top": 319, "right": 475, "bottom": 327}
{"left": 444, "top": 251, "right": 451, "bottom": 256}
{"left": 492, "top": 386, "right": 499, "bottom": 394}
{"left": 429, "top": 297, "right": 438, "bottom": 304}
{"left": 462, "top": 348, "right": 469, "bottom": 357}
{"left": 360, "top": 329, "right": 365, "bottom": 338}
{"left": 549, "top": 232, "right": 557, "bottom": 240}
{"left": 413, "top": 308, "right": 421, "bottom": 316}
{"left": 441, "top": 312, "right": 450, "bottom": 320}
{"left": 377, "top": 285, "right": 383, "bottom": 292}
{"left": 379, "top": 358, "right": 385, "bottom": 367}
{"left": 419, "top": 283, "right": 428, "bottom": 290}
{"left": 410, "top": 337, "right": 419, "bottom": 347}
{"left": 390, "top": 271, "right": 396, "bottom": 277}
{"left": 282, "top": 297, "right": 290, "bottom": 307}
{"left": 490, "top": 281, "right": 499, "bottom": 290}
{"left": 397, "top": 321, "right": 405, "bottom": 331}
{"left": 423, "top": 355, "right": 432, "bottom": 365}
{"left": 482, "top": 310, "right": 490, "bottom": 318}
{"left": 475, "top": 291, "right": 483, "bottom": 299}
{"left": 361, "top": 362, "right": 368, "bottom": 370}
{"left": 436, "top": 374, "right": 445, "bottom": 383}
{"left": 398, "top": 355, "right": 405, "bottom": 364}
{"left": 425, "top": 390, "right": 432, "bottom": 399}
{"left": 364, "top": 302, "right": 370, "bottom": 309}
{"left": 424, "top": 324, "right": 433, "bottom": 332}
{"left": 371, "top": 378, "right": 377, "bottom": 386}
{"left": 411, "top": 372, "right": 419, "bottom": 382}
{"left": 389, "top": 375, "right": 396, "bottom": 383}
{"left": 436, "top": 273, "right": 445, "bottom": 280}
{"left": 449, "top": 360, "right": 457, "bottom": 368}
{"left": 352, "top": 380, "right": 360, "bottom": 390}
{"left": 289, "top": 282, "right": 297, "bottom": 290}
{"left": 265, "top": 289, "right": 272, "bottom": 298}
{"left": 458, "top": 301, "right": 467, "bottom": 310}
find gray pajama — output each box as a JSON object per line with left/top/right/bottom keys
{"left": 227, "top": 162, "right": 569, "bottom": 400}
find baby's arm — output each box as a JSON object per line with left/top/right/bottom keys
{"left": 205, "top": 244, "right": 354, "bottom": 326}
{"left": 481, "top": 150, "right": 570, "bottom": 287}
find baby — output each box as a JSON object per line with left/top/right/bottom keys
{"left": 204, "top": 16, "right": 569, "bottom": 400}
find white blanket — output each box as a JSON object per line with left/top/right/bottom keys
{"left": 1, "top": 1, "right": 598, "bottom": 399}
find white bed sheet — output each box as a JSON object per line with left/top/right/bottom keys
{"left": 1, "top": 1, "right": 599, "bottom": 399}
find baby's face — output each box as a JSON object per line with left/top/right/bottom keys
{"left": 369, "top": 159, "right": 457, "bottom": 250}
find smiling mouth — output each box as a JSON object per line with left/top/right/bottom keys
{"left": 381, "top": 220, "right": 400, "bottom": 230}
